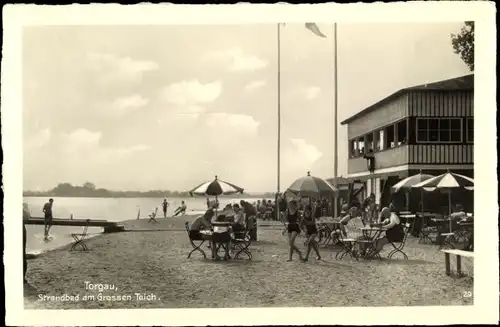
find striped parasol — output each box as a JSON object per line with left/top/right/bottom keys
{"left": 412, "top": 172, "right": 474, "bottom": 191}
{"left": 189, "top": 175, "right": 244, "bottom": 197}
{"left": 391, "top": 172, "right": 435, "bottom": 193}
{"left": 286, "top": 171, "right": 338, "bottom": 199}
{"left": 412, "top": 171, "right": 474, "bottom": 232}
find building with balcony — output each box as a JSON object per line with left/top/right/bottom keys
{"left": 340, "top": 74, "right": 474, "bottom": 211}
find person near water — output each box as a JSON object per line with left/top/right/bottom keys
{"left": 23, "top": 203, "right": 30, "bottom": 284}
{"left": 173, "top": 201, "right": 187, "bottom": 216}
{"left": 162, "top": 198, "right": 169, "bottom": 218}
{"left": 302, "top": 204, "right": 321, "bottom": 261}
{"left": 42, "top": 198, "right": 54, "bottom": 241}
{"left": 284, "top": 199, "right": 303, "bottom": 261}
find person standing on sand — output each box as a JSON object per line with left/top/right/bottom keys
{"left": 42, "top": 198, "right": 54, "bottom": 241}
{"left": 162, "top": 198, "right": 169, "bottom": 218}
{"left": 23, "top": 203, "right": 30, "bottom": 284}
{"left": 302, "top": 204, "right": 321, "bottom": 262}
{"left": 284, "top": 200, "right": 303, "bottom": 262}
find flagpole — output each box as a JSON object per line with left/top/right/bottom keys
{"left": 277, "top": 22, "right": 281, "bottom": 222}
{"left": 333, "top": 22, "right": 339, "bottom": 219}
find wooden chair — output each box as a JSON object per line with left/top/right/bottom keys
{"left": 70, "top": 219, "right": 90, "bottom": 252}
{"left": 185, "top": 222, "right": 207, "bottom": 259}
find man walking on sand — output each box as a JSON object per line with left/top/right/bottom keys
{"left": 43, "top": 198, "right": 54, "bottom": 241}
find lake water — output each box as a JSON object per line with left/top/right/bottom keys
{"left": 23, "top": 196, "right": 270, "bottom": 253}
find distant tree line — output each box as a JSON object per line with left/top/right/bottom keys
{"left": 23, "top": 182, "right": 274, "bottom": 199}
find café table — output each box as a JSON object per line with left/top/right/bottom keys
{"left": 359, "top": 226, "right": 387, "bottom": 259}
{"left": 316, "top": 218, "right": 342, "bottom": 246}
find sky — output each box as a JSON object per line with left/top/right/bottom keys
{"left": 22, "top": 23, "right": 471, "bottom": 193}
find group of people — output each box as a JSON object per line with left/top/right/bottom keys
{"left": 282, "top": 196, "right": 408, "bottom": 262}
{"left": 161, "top": 199, "right": 187, "bottom": 218}
{"left": 188, "top": 202, "right": 253, "bottom": 260}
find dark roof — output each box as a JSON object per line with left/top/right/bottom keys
{"left": 340, "top": 74, "right": 474, "bottom": 125}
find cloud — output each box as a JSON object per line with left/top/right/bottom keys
{"left": 86, "top": 52, "right": 159, "bottom": 85}
{"left": 61, "top": 128, "right": 151, "bottom": 163}
{"left": 304, "top": 86, "right": 321, "bottom": 100}
{"left": 206, "top": 48, "right": 268, "bottom": 72}
{"left": 65, "top": 128, "right": 102, "bottom": 149}
{"left": 160, "top": 80, "right": 222, "bottom": 106}
{"left": 98, "top": 95, "right": 149, "bottom": 116}
{"left": 283, "top": 138, "right": 323, "bottom": 171}
{"left": 25, "top": 128, "right": 51, "bottom": 149}
{"left": 244, "top": 80, "right": 267, "bottom": 93}
{"left": 205, "top": 113, "right": 260, "bottom": 135}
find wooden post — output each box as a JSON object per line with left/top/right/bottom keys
{"left": 137, "top": 208, "right": 140, "bottom": 220}
{"left": 445, "top": 253, "right": 451, "bottom": 276}
{"left": 70, "top": 214, "right": 73, "bottom": 220}
{"left": 456, "top": 255, "right": 462, "bottom": 276}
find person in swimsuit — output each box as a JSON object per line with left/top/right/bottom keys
{"left": 284, "top": 200, "right": 303, "bottom": 261}
{"left": 372, "top": 207, "right": 405, "bottom": 255}
{"left": 302, "top": 204, "right": 321, "bottom": 262}
{"left": 162, "top": 198, "right": 169, "bottom": 218}
{"left": 174, "top": 201, "right": 187, "bottom": 216}
{"left": 42, "top": 198, "right": 54, "bottom": 241}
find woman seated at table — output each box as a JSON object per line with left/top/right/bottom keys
{"left": 189, "top": 209, "right": 214, "bottom": 239}
{"left": 331, "top": 205, "right": 360, "bottom": 240}
{"left": 372, "top": 207, "right": 405, "bottom": 255}
{"left": 212, "top": 214, "right": 232, "bottom": 260}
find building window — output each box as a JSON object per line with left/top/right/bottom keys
{"left": 379, "top": 130, "right": 385, "bottom": 151}
{"left": 416, "top": 118, "right": 462, "bottom": 143}
{"left": 366, "top": 133, "right": 374, "bottom": 152}
{"left": 386, "top": 125, "right": 395, "bottom": 148}
{"left": 467, "top": 118, "right": 474, "bottom": 143}
{"left": 396, "top": 120, "right": 408, "bottom": 146}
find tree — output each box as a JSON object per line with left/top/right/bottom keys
{"left": 83, "top": 182, "right": 96, "bottom": 190}
{"left": 451, "top": 21, "right": 474, "bottom": 71}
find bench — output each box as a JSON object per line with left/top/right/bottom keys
{"left": 441, "top": 249, "right": 474, "bottom": 277}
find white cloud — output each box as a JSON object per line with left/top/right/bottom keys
{"left": 65, "top": 128, "right": 102, "bottom": 149}
{"left": 25, "top": 128, "right": 51, "bottom": 149}
{"left": 206, "top": 48, "right": 268, "bottom": 72}
{"left": 160, "top": 80, "right": 222, "bottom": 105}
{"left": 98, "top": 95, "right": 149, "bottom": 116}
{"left": 304, "top": 86, "right": 321, "bottom": 100}
{"left": 244, "top": 80, "right": 267, "bottom": 93}
{"left": 205, "top": 113, "right": 260, "bottom": 135}
{"left": 283, "top": 138, "right": 323, "bottom": 172}
{"left": 86, "top": 52, "right": 159, "bottom": 85}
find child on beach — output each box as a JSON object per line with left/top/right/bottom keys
{"left": 302, "top": 204, "right": 321, "bottom": 262}
{"left": 284, "top": 200, "right": 303, "bottom": 262}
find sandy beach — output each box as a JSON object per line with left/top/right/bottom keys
{"left": 24, "top": 215, "right": 473, "bottom": 309}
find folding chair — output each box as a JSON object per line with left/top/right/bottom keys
{"left": 418, "top": 216, "right": 434, "bottom": 244}
{"left": 148, "top": 207, "right": 158, "bottom": 223}
{"left": 70, "top": 219, "right": 90, "bottom": 252}
{"left": 335, "top": 235, "right": 358, "bottom": 261}
{"left": 185, "top": 222, "right": 207, "bottom": 259}
{"left": 387, "top": 223, "right": 411, "bottom": 260}
{"left": 231, "top": 219, "right": 254, "bottom": 260}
